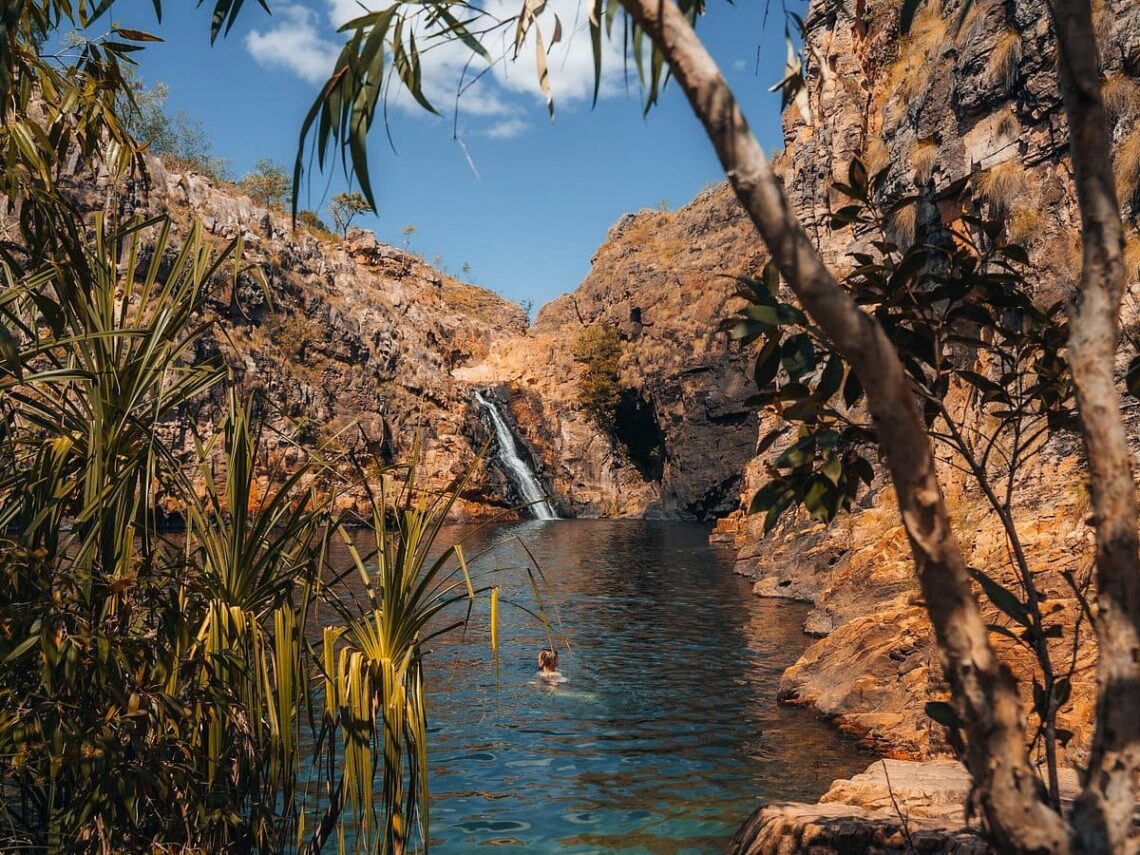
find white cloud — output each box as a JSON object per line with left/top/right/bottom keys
{"left": 248, "top": 0, "right": 634, "bottom": 135}
{"left": 246, "top": 5, "right": 339, "bottom": 83}
{"left": 732, "top": 58, "right": 748, "bottom": 72}
{"left": 480, "top": 0, "right": 628, "bottom": 105}
{"left": 483, "top": 117, "right": 529, "bottom": 139}
{"left": 326, "top": 0, "right": 370, "bottom": 27}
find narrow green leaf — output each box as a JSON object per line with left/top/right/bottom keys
{"left": 968, "top": 568, "right": 1030, "bottom": 627}
{"left": 924, "top": 700, "right": 959, "bottom": 727}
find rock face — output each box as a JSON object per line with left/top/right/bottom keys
{"left": 720, "top": 0, "right": 1140, "bottom": 769}
{"left": 83, "top": 158, "right": 773, "bottom": 523}
{"left": 66, "top": 152, "right": 779, "bottom": 523}
{"left": 107, "top": 158, "right": 530, "bottom": 518}
{"left": 459, "top": 185, "right": 764, "bottom": 519}
{"left": 727, "top": 759, "right": 1081, "bottom": 855}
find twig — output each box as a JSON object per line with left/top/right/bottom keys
{"left": 880, "top": 759, "right": 917, "bottom": 854}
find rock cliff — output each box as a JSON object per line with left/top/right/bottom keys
{"left": 458, "top": 184, "right": 763, "bottom": 520}
{"left": 101, "top": 158, "right": 530, "bottom": 518}
{"left": 720, "top": 0, "right": 1140, "bottom": 772}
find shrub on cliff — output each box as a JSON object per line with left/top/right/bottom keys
{"left": 329, "top": 191, "right": 372, "bottom": 237}
{"left": 239, "top": 158, "right": 290, "bottom": 208}
{"left": 572, "top": 324, "right": 622, "bottom": 431}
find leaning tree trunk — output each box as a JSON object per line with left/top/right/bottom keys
{"left": 617, "top": 0, "right": 1071, "bottom": 849}
{"left": 1048, "top": 1, "right": 1140, "bottom": 851}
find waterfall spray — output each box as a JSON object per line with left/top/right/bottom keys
{"left": 474, "top": 391, "right": 558, "bottom": 520}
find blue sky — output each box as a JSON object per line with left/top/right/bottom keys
{"left": 107, "top": 0, "right": 792, "bottom": 309}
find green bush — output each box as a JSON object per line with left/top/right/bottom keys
{"left": 239, "top": 158, "right": 290, "bottom": 208}
{"left": 573, "top": 325, "right": 622, "bottom": 431}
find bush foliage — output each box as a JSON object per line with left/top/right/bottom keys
{"left": 240, "top": 158, "right": 291, "bottom": 208}
{"left": 572, "top": 324, "right": 623, "bottom": 432}
{"left": 727, "top": 156, "right": 1082, "bottom": 806}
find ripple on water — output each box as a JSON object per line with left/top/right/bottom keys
{"left": 332, "top": 520, "right": 872, "bottom": 853}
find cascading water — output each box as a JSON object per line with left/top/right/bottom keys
{"left": 474, "top": 391, "right": 558, "bottom": 520}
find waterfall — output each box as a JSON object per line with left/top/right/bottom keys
{"left": 474, "top": 391, "right": 559, "bottom": 520}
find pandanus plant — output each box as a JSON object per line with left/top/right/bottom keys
{"left": 306, "top": 457, "right": 530, "bottom": 855}
{"left": 177, "top": 384, "right": 328, "bottom": 852}
{"left": 0, "top": 213, "right": 242, "bottom": 848}
{"left": 0, "top": 210, "right": 544, "bottom": 853}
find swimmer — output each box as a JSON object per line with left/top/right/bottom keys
{"left": 537, "top": 648, "right": 567, "bottom": 683}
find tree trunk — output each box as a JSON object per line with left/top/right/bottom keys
{"left": 1048, "top": 1, "right": 1140, "bottom": 850}
{"left": 617, "top": 0, "right": 1071, "bottom": 849}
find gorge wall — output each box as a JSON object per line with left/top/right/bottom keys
{"left": 72, "top": 148, "right": 771, "bottom": 524}
{"left": 458, "top": 185, "right": 764, "bottom": 520}
{"left": 716, "top": 0, "right": 1140, "bottom": 768}
{"left": 97, "top": 157, "right": 530, "bottom": 519}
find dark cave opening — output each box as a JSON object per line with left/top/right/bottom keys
{"left": 613, "top": 388, "right": 666, "bottom": 482}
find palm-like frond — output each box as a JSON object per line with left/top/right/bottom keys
{"left": 291, "top": 0, "right": 706, "bottom": 218}
{"left": 308, "top": 452, "right": 519, "bottom": 855}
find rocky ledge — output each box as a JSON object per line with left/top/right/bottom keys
{"left": 727, "top": 760, "right": 1079, "bottom": 855}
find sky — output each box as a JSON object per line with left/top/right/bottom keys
{"left": 101, "top": 0, "right": 794, "bottom": 310}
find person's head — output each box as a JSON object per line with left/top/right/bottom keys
{"left": 538, "top": 648, "right": 558, "bottom": 672}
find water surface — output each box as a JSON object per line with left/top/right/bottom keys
{"left": 396, "top": 519, "right": 870, "bottom": 853}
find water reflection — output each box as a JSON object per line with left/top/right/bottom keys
{"left": 332, "top": 519, "right": 870, "bottom": 853}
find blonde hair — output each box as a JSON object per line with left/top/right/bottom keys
{"left": 538, "top": 648, "right": 558, "bottom": 671}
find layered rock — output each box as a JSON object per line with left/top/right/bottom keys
{"left": 103, "top": 158, "right": 529, "bottom": 518}
{"left": 458, "top": 184, "right": 763, "bottom": 519}
{"left": 728, "top": 759, "right": 1081, "bottom": 854}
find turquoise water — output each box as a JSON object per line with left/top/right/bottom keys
{"left": 403, "top": 519, "right": 870, "bottom": 853}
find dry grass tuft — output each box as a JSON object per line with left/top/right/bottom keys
{"left": 909, "top": 0, "right": 950, "bottom": 58}
{"left": 1125, "top": 231, "right": 1140, "bottom": 282}
{"left": 1092, "top": 0, "right": 1113, "bottom": 50}
{"left": 994, "top": 104, "right": 1019, "bottom": 138}
{"left": 1115, "top": 128, "right": 1140, "bottom": 207}
{"left": 1102, "top": 76, "right": 1140, "bottom": 126}
{"left": 888, "top": 202, "right": 918, "bottom": 245}
{"left": 877, "top": 0, "right": 948, "bottom": 115}
{"left": 1007, "top": 205, "right": 1045, "bottom": 245}
{"left": 986, "top": 29, "right": 1022, "bottom": 92}
{"left": 977, "top": 160, "right": 1028, "bottom": 213}
{"left": 864, "top": 135, "right": 889, "bottom": 177}
{"left": 954, "top": 1, "right": 986, "bottom": 43}
{"left": 1056, "top": 238, "right": 1083, "bottom": 286}
{"left": 910, "top": 140, "right": 939, "bottom": 183}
